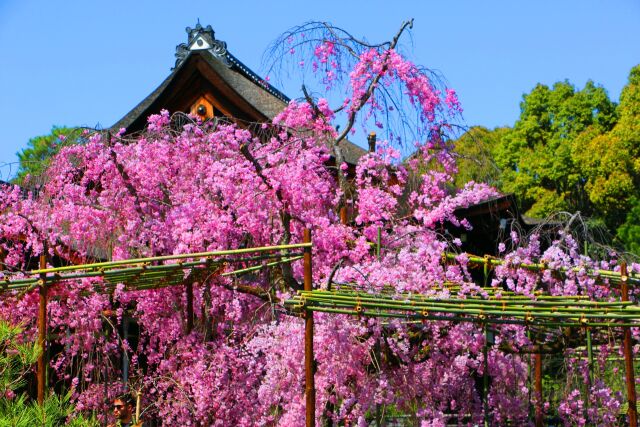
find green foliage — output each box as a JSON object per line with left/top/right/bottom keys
{"left": 0, "top": 392, "right": 98, "bottom": 427}
{"left": 14, "top": 126, "right": 82, "bottom": 186}
{"left": 452, "top": 65, "right": 640, "bottom": 253}
{"left": 572, "top": 66, "right": 640, "bottom": 229}
{"left": 617, "top": 198, "right": 640, "bottom": 255}
{"left": 451, "top": 126, "right": 507, "bottom": 188}
{"left": 0, "top": 320, "right": 97, "bottom": 426}
{"left": 496, "top": 80, "right": 617, "bottom": 218}
{"left": 0, "top": 322, "right": 40, "bottom": 394}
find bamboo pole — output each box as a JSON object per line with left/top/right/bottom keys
{"left": 586, "top": 327, "right": 594, "bottom": 383}
{"left": 622, "top": 262, "right": 638, "bottom": 427}
{"left": 300, "top": 291, "right": 632, "bottom": 307}
{"left": 37, "top": 251, "right": 47, "bottom": 405}
{"left": 375, "top": 227, "right": 382, "bottom": 426}
{"left": 30, "top": 243, "right": 312, "bottom": 274}
{"left": 123, "top": 317, "right": 129, "bottom": 384}
{"left": 220, "top": 256, "right": 303, "bottom": 277}
{"left": 293, "top": 295, "right": 640, "bottom": 320}
{"left": 298, "top": 291, "right": 634, "bottom": 310}
{"left": 290, "top": 305, "right": 640, "bottom": 328}
{"left": 527, "top": 329, "right": 533, "bottom": 421}
{"left": 135, "top": 391, "right": 142, "bottom": 424}
{"left": 303, "top": 229, "right": 315, "bottom": 427}
{"left": 3, "top": 254, "right": 303, "bottom": 292}
{"left": 445, "top": 252, "right": 640, "bottom": 285}
{"left": 584, "top": 326, "right": 592, "bottom": 423}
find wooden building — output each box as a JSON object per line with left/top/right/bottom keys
{"left": 111, "top": 22, "right": 366, "bottom": 166}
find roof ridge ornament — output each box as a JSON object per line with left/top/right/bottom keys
{"left": 174, "top": 22, "right": 230, "bottom": 68}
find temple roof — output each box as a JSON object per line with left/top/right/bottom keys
{"left": 111, "top": 23, "right": 367, "bottom": 165}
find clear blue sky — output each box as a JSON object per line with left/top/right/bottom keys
{"left": 1, "top": 0, "right": 638, "bottom": 179}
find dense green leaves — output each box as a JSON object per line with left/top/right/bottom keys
{"left": 453, "top": 65, "right": 640, "bottom": 252}
{"left": 14, "top": 126, "right": 82, "bottom": 186}
{"left": 497, "top": 80, "right": 617, "bottom": 218}
{"left": 0, "top": 320, "right": 97, "bottom": 426}
{"left": 451, "top": 125, "right": 506, "bottom": 188}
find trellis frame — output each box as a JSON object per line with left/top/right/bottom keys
{"left": 1, "top": 242, "right": 311, "bottom": 408}
{"left": 286, "top": 252, "right": 640, "bottom": 427}
{"left": 3, "top": 241, "right": 639, "bottom": 426}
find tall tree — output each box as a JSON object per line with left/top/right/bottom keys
{"left": 583, "top": 65, "right": 640, "bottom": 247}
{"left": 494, "top": 80, "right": 617, "bottom": 218}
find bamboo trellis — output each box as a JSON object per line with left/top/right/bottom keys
{"left": 444, "top": 252, "right": 640, "bottom": 286}
{"left": 285, "top": 252, "right": 640, "bottom": 427}
{"left": 1, "top": 243, "right": 310, "bottom": 292}
{"left": 3, "top": 242, "right": 640, "bottom": 426}
{"left": 0, "top": 242, "right": 310, "bottom": 408}
{"left": 285, "top": 287, "right": 640, "bottom": 327}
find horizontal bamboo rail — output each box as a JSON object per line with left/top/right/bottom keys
{"left": 32, "top": 243, "right": 311, "bottom": 274}
{"left": 445, "top": 252, "right": 640, "bottom": 285}
{"left": 1, "top": 245, "right": 308, "bottom": 292}
{"left": 285, "top": 287, "right": 640, "bottom": 327}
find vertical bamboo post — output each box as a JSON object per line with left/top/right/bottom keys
{"left": 135, "top": 391, "right": 142, "bottom": 424}
{"left": 534, "top": 353, "right": 543, "bottom": 427}
{"left": 303, "top": 229, "right": 315, "bottom": 427}
{"left": 586, "top": 328, "right": 594, "bottom": 379}
{"left": 527, "top": 330, "right": 533, "bottom": 420}
{"left": 186, "top": 282, "right": 194, "bottom": 333}
{"left": 37, "top": 251, "right": 47, "bottom": 405}
{"left": 622, "top": 262, "right": 638, "bottom": 427}
{"left": 375, "top": 226, "right": 382, "bottom": 426}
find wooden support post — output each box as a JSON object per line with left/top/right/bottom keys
{"left": 37, "top": 252, "right": 47, "bottom": 405}
{"left": 303, "top": 229, "right": 315, "bottom": 427}
{"left": 186, "top": 282, "right": 194, "bottom": 334}
{"left": 122, "top": 317, "right": 129, "bottom": 384}
{"left": 368, "top": 132, "right": 377, "bottom": 153}
{"left": 622, "top": 262, "right": 638, "bottom": 427}
{"left": 534, "top": 353, "right": 543, "bottom": 427}
{"left": 340, "top": 206, "right": 348, "bottom": 225}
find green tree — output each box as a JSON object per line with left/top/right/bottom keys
{"left": 494, "top": 80, "right": 617, "bottom": 218}
{"left": 453, "top": 66, "right": 640, "bottom": 253}
{"left": 451, "top": 125, "right": 508, "bottom": 188}
{"left": 617, "top": 197, "right": 640, "bottom": 255}
{"left": 14, "top": 126, "right": 82, "bottom": 186}
{"left": 573, "top": 66, "right": 640, "bottom": 228}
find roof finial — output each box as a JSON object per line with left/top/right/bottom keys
{"left": 174, "top": 23, "right": 229, "bottom": 68}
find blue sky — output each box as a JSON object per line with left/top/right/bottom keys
{"left": 1, "top": 0, "right": 638, "bottom": 179}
